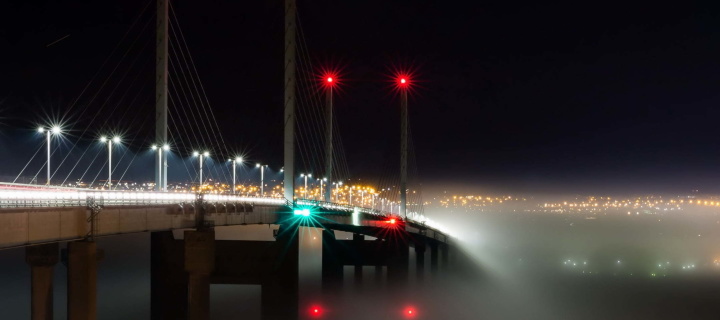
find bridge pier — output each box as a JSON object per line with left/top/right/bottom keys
{"left": 429, "top": 242, "right": 439, "bottom": 274}
{"left": 321, "top": 229, "right": 343, "bottom": 294}
{"left": 67, "top": 241, "right": 99, "bottom": 320}
{"left": 185, "top": 230, "right": 215, "bottom": 320}
{"left": 385, "top": 237, "right": 409, "bottom": 288}
{"left": 151, "top": 231, "right": 187, "bottom": 320}
{"left": 26, "top": 243, "right": 59, "bottom": 320}
{"left": 353, "top": 233, "right": 364, "bottom": 287}
{"left": 441, "top": 243, "right": 450, "bottom": 270}
{"left": 414, "top": 240, "right": 426, "bottom": 282}
{"left": 260, "top": 223, "right": 299, "bottom": 320}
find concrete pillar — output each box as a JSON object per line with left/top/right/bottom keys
{"left": 352, "top": 233, "right": 363, "bottom": 286}
{"left": 184, "top": 230, "right": 215, "bottom": 320}
{"left": 429, "top": 242, "right": 439, "bottom": 274}
{"left": 321, "top": 229, "right": 342, "bottom": 294}
{"left": 151, "top": 231, "right": 187, "bottom": 320}
{"left": 440, "top": 243, "right": 449, "bottom": 270}
{"left": 67, "top": 241, "right": 98, "bottom": 320}
{"left": 261, "top": 224, "right": 299, "bottom": 320}
{"left": 414, "top": 240, "right": 426, "bottom": 282}
{"left": 26, "top": 243, "right": 59, "bottom": 320}
{"left": 385, "top": 238, "right": 409, "bottom": 288}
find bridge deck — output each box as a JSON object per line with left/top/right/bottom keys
{"left": 0, "top": 190, "right": 448, "bottom": 249}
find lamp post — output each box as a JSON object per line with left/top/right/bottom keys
{"left": 256, "top": 163, "right": 267, "bottom": 196}
{"left": 100, "top": 136, "right": 121, "bottom": 188}
{"left": 350, "top": 186, "right": 354, "bottom": 206}
{"left": 193, "top": 151, "right": 210, "bottom": 187}
{"left": 38, "top": 126, "right": 62, "bottom": 185}
{"left": 151, "top": 144, "right": 170, "bottom": 191}
{"left": 228, "top": 157, "right": 243, "bottom": 195}
{"left": 300, "top": 173, "right": 311, "bottom": 199}
{"left": 333, "top": 181, "right": 343, "bottom": 203}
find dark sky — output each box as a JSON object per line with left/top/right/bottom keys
{"left": 2, "top": 0, "right": 720, "bottom": 194}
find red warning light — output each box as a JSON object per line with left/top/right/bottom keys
{"left": 403, "top": 306, "right": 417, "bottom": 318}
{"left": 309, "top": 305, "right": 324, "bottom": 318}
{"left": 396, "top": 75, "right": 410, "bottom": 88}
{"left": 323, "top": 73, "right": 337, "bottom": 88}
{"left": 390, "top": 218, "right": 396, "bottom": 224}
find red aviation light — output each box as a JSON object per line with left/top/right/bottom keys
{"left": 395, "top": 74, "right": 411, "bottom": 89}
{"left": 323, "top": 72, "right": 337, "bottom": 88}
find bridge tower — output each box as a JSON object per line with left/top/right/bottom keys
{"left": 155, "top": 0, "right": 169, "bottom": 192}
{"left": 324, "top": 77, "right": 334, "bottom": 202}
{"left": 284, "top": 0, "right": 296, "bottom": 203}
{"left": 400, "top": 83, "right": 408, "bottom": 219}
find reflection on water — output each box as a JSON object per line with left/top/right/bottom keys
{"left": 2, "top": 213, "right": 720, "bottom": 319}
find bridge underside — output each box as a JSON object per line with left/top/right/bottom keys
{"left": 0, "top": 202, "right": 448, "bottom": 250}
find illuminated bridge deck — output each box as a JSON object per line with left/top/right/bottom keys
{"left": 0, "top": 189, "right": 449, "bottom": 250}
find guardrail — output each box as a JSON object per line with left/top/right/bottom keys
{"left": 0, "top": 190, "right": 286, "bottom": 208}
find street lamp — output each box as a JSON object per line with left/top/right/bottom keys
{"left": 151, "top": 144, "right": 170, "bottom": 191}
{"left": 350, "top": 186, "right": 354, "bottom": 206}
{"left": 38, "top": 125, "right": 62, "bottom": 185}
{"left": 333, "top": 181, "right": 343, "bottom": 203}
{"left": 228, "top": 156, "right": 243, "bottom": 195}
{"left": 300, "top": 173, "right": 312, "bottom": 199}
{"left": 256, "top": 163, "right": 267, "bottom": 197}
{"left": 100, "top": 136, "right": 121, "bottom": 188}
{"left": 193, "top": 151, "right": 210, "bottom": 187}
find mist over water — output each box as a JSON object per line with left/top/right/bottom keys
{"left": 2, "top": 195, "right": 720, "bottom": 319}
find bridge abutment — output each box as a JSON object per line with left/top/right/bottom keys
{"left": 26, "top": 243, "right": 59, "bottom": 320}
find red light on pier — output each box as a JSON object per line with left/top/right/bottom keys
{"left": 403, "top": 306, "right": 417, "bottom": 318}
{"left": 308, "top": 305, "right": 324, "bottom": 318}
{"left": 327, "top": 77, "right": 333, "bottom": 83}
{"left": 389, "top": 218, "right": 396, "bottom": 224}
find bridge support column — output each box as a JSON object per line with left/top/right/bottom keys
{"left": 386, "top": 238, "right": 409, "bottom": 288}
{"left": 321, "top": 229, "right": 343, "bottom": 294}
{"left": 67, "top": 241, "right": 98, "bottom": 320}
{"left": 261, "top": 224, "right": 299, "bottom": 320}
{"left": 151, "top": 231, "right": 187, "bottom": 320}
{"left": 353, "top": 233, "right": 363, "bottom": 286}
{"left": 414, "top": 240, "right": 426, "bottom": 282}
{"left": 440, "top": 243, "right": 449, "bottom": 270}
{"left": 429, "top": 242, "right": 439, "bottom": 274}
{"left": 185, "top": 230, "right": 215, "bottom": 320}
{"left": 26, "top": 243, "right": 59, "bottom": 320}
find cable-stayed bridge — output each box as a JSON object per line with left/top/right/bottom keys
{"left": 2, "top": 1, "right": 456, "bottom": 319}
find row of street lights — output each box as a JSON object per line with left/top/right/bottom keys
{"left": 35, "top": 126, "right": 347, "bottom": 199}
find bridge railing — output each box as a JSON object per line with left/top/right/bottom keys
{"left": 0, "top": 190, "right": 287, "bottom": 208}
{"left": 295, "top": 198, "right": 393, "bottom": 218}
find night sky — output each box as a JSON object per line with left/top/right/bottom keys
{"left": 2, "top": 0, "right": 720, "bottom": 194}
